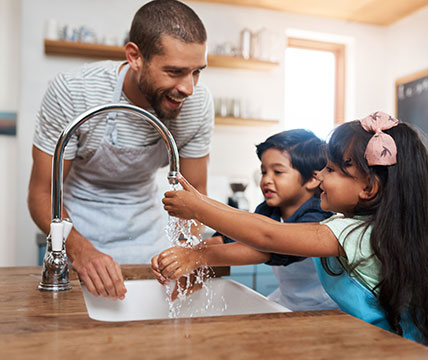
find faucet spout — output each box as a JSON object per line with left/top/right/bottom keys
{"left": 39, "top": 103, "right": 180, "bottom": 291}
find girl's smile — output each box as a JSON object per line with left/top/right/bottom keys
{"left": 318, "top": 160, "right": 370, "bottom": 216}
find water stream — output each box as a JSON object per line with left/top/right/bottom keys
{"left": 163, "top": 183, "right": 226, "bottom": 318}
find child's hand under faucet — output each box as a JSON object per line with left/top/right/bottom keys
{"left": 155, "top": 245, "right": 204, "bottom": 280}
{"left": 151, "top": 251, "right": 203, "bottom": 301}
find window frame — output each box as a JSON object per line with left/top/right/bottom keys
{"left": 286, "top": 37, "right": 346, "bottom": 125}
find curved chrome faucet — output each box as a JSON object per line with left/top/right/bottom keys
{"left": 39, "top": 103, "right": 180, "bottom": 291}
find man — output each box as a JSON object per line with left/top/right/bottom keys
{"left": 28, "top": 0, "right": 213, "bottom": 300}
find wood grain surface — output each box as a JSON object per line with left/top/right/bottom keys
{"left": 0, "top": 266, "right": 427, "bottom": 359}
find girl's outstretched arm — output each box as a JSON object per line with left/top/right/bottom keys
{"left": 155, "top": 242, "right": 271, "bottom": 280}
{"left": 163, "top": 174, "right": 344, "bottom": 258}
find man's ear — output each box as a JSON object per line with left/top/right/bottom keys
{"left": 124, "top": 42, "right": 142, "bottom": 71}
{"left": 359, "top": 177, "right": 379, "bottom": 200}
{"left": 305, "top": 173, "right": 321, "bottom": 191}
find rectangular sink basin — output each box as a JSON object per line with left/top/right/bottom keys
{"left": 82, "top": 278, "right": 289, "bottom": 322}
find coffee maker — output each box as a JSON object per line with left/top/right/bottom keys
{"left": 227, "top": 178, "right": 250, "bottom": 211}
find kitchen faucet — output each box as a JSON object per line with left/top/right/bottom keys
{"left": 38, "top": 103, "right": 180, "bottom": 291}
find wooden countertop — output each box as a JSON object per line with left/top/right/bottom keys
{"left": 0, "top": 266, "right": 427, "bottom": 359}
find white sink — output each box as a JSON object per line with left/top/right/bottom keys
{"left": 82, "top": 278, "right": 289, "bottom": 322}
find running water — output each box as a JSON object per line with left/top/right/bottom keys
{"left": 164, "top": 183, "right": 226, "bottom": 318}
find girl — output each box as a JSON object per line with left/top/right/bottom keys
{"left": 159, "top": 112, "right": 428, "bottom": 344}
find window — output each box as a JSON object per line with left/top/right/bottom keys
{"left": 284, "top": 38, "right": 345, "bottom": 139}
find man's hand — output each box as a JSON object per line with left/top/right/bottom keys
{"left": 71, "top": 245, "right": 127, "bottom": 300}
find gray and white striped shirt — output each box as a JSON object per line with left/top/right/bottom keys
{"left": 33, "top": 60, "right": 214, "bottom": 161}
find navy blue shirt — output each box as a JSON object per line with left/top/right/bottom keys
{"left": 213, "top": 198, "right": 333, "bottom": 266}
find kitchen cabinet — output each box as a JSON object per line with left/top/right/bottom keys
{"left": 225, "top": 264, "right": 278, "bottom": 296}
{"left": 43, "top": 39, "right": 280, "bottom": 127}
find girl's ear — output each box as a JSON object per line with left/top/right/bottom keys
{"left": 359, "top": 177, "right": 379, "bottom": 200}
{"left": 125, "top": 42, "right": 143, "bottom": 71}
{"left": 305, "top": 172, "right": 321, "bottom": 191}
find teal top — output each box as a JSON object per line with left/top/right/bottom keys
{"left": 321, "top": 214, "right": 381, "bottom": 293}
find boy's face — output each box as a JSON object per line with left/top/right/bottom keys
{"left": 259, "top": 148, "right": 309, "bottom": 210}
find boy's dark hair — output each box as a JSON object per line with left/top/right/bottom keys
{"left": 326, "top": 120, "right": 428, "bottom": 343}
{"left": 256, "top": 129, "right": 327, "bottom": 184}
{"left": 129, "top": 0, "right": 207, "bottom": 63}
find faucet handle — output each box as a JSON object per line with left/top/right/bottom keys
{"left": 50, "top": 221, "right": 64, "bottom": 251}
{"left": 62, "top": 218, "right": 73, "bottom": 242}
{"left": 39, "top": 220, "right": 72, "bottom": 291}
{"left": 50, "top": 218, "right": 73, "bottom": 251}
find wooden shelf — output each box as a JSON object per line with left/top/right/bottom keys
{"left": 44, "top": 39, "right": 126, "bottom": 60}
{"left": 44, "top": 40, "right": 280, "bottom": 127}
{"left": 215, "top": 116, "right": 279, "bottom": 127}
{"left": 44, "top": 39, "right": 278, "bottom": 71}
{"left": 207, "top": 54, "right": 278, "bottom": 71}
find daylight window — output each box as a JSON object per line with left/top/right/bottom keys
{"left": 284, "top": 38, "right": 345, "bottom": 140}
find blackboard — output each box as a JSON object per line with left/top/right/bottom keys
{"left": 396, "top": 69, "right": 428, "bottom": 134}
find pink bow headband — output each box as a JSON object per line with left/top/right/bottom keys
{"left": 360, "top": 111, "right": 399, "bottom": 166}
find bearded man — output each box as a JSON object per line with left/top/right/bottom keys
{"left": 28, "top": 0, "right": 213, "bottom": 299}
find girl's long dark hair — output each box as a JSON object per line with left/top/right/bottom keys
{"left": 327, "top": 120, "right": 428, "bottom": 343}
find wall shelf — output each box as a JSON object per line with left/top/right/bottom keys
{"left": 44, "top": 39, "right": 125, "bottom": 60}
{"left": 44, "top": 39, "right": 278, "bottom": 71}
{"left": 208, "top": 54, "right": 278, "bottom": 71}
{"left": 43, "top": 40, "right": 280, "bottom": 127}
{"left": 215, "top": 116, "right": 278, "bottom": 127}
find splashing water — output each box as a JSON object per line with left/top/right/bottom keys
{"left": 163, "top": 183, "right": 226, "bottom": 318}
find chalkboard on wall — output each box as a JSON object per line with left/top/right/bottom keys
{"left": 396, "top": 69, "right": 428, "bottom": 135}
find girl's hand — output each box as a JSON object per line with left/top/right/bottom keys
{"left": 162, "top": 174, "right": 203, "bottom": 219}
{"left": 157, "top": 246, "right": 203, "bottom": 280}
{"left": 151, "top": 254, "right": 169, "bottom": 285}
{"left": 170, "top": 273, "right": 204, "bottom": 301}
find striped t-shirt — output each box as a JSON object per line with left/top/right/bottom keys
{"left": 33, "top": 60, "right": 214, "bottom": 161}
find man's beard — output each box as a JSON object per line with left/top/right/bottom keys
{"left": 137, "top": 77, "right": 185, "bottom": 120}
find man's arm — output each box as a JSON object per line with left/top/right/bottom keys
{"left": 28, "top": 146, "right": 126, "bottom": 299}
{"left": 179, "top": 155, "right": 208, "bottom": 195}
{"left": 179, "top": 155, "right": 209, "bottom": 236}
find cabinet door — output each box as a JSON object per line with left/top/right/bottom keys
{"left": 225, "top": 264, "right": 278, "bottom": 296}
{"left": 254, "top": 264, "right": 278, "bottom": 296}
{"left": 225, "top": 265, "right": 256, "bottom": 289}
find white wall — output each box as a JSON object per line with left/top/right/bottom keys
{"left": 385, "top": 5, "right": 428, "bottom": 113}
{"left": 4, "top": 0, "right": 424, "bottom": 265}
{"left": 0, "top": 0, "right": 20, "bottom": 265}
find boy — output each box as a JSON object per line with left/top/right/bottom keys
{"left": 153, "top": 129, "right": 337, "bottom": 311}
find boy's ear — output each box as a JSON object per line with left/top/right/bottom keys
{"left": 305, "top": 172, "right": 321, "bottom": 191}
{"left": 359, "top": 177, "right": 379, "bottom": 200}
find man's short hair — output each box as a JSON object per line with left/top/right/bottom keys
{"left": 129, "top": 0, "right": 207, "bottom": 62}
